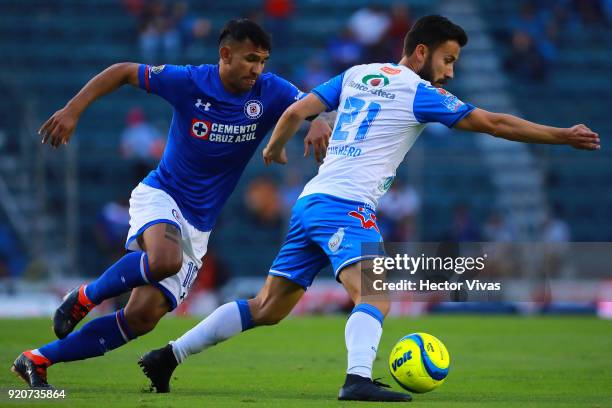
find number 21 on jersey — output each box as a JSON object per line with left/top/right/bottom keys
{"left": 331, "top": 96, "right": 381, "bottom": 142}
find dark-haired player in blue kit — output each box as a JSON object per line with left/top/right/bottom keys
{"left": 11, "top": 19, "right": 331, "bottom": 388}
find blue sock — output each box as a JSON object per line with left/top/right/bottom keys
{"left": 37, "top": 309, "right": 136, "bottom": 364}
{"left": 236, "top": 299, "right": 255, "bottom": 331}
{"left": 85, "top": 251, "right": 152, "bottom": 304}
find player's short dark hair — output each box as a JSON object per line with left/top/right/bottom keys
{"left": 218, "top": 19, "right": 272, "bottom": 51}
{"left": 403, "top": 15, "right": 467, "bottom": 56}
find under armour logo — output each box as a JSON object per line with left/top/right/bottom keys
{"left": 195, "top": 99, "right": 211, "bottom": 111}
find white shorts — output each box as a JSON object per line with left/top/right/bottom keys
{"left": 125, "top": 183, "right": 211, "bottom": 310}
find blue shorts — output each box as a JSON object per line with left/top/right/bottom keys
{"left": 269, "top": 193, "right": 384, "bottom": 288}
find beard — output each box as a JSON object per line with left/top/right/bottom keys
{"left": 417, "top": 56, "right": 434, "bottom": 83}
{"left": 417, "top": 56, "right": 446, "bottom": 87}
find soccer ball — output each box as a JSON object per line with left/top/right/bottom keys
{"left": 388, "top": 332, "right": 450, "bottom": 393}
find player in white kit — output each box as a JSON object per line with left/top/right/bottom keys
{"left": 140, "top": 15, "right": 599, "bottom": 401}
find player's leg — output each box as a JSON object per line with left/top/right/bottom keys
{"left": 339, "top": 260, "right": 389, "bottom": 379}
{"left": 54, "top": 217, "right": 181, "bottom": 343}
{"left": 12, "top": 280, "right": 172, "bottom": 389}
{"left": 336, "top": 261, "right": 410, "bottom": 402}
{"left": 248, "top": 274, "right": 306, "bottom": 324}
{"left": 139, "top": 199, "right": 325, "bottom": 392}
{"left": 123, "top": 285, "right": 172, "bottom": 336}
{"left": 169, "top": 212, "right": 320, "bottom": 361}
{"left": 139, "top": 275, "right": 305, "bottom": 392}
{"left": 300, "top": 195, "right": 410, "bottom": 401}
{"left": 174, "top": 274, "right": 304, "bottom": 360}
{"left": 12, "top": 215, "right": 181, "bottom": 388}
{"left": 53, "top": 215, "right": 182, "bottom": 339}
{"left": 43, "top": 286, "right": 169, "bottom": 362}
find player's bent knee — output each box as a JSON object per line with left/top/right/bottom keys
{"left": 124, "top": 308, "right": 164, "bottom": 336}
{"left": 126, "top": 315, "right": 160, "bottom": 336}
{"left": 147, "top": 252, "right": 183, "bottom": 281}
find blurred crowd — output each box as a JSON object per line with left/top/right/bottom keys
{"left": 120, "top": 0, "right": 612, "bottom": 84}
{"left": 120, "top": 1, "right": 415, "bottom": 88}
{"left": 123, "top": 0, "right": 212, "bottom": 63}
{"left": 0, "top": 221, "right": 26, "bottom": 294}
{"left": 277, "top": 3, "right": 413, "bottom": 90}
{"left": 503, "top": 0, "right": 611, "bottom": 80}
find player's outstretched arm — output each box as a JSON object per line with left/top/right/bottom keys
{"left": 39, "top": 62, "right": 140, "bottom": 148}
{"left": 455, "top": 108, "right": 600, "bottom": 151}
{"left": 264, "top": 93, "right": 327, "bottom": 165}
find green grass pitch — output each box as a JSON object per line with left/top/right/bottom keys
{"left": 1, "top": 315, "right": 611, "bottom": 407}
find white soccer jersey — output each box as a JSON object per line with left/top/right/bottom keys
{"left": 299, "top": 63, "right": 475, "bottom": 207}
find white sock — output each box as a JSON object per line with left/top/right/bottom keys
{"left": 345, "top": 310, "right": 383, "bottom": 379}
{"left": 172, "top": 301, "right": 243, "bottom": 363}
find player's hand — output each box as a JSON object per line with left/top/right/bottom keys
{"left": 304, "top": 119, "right": 331, "bottom": 164}
{"left": 563, "top": 124, "right": 600, "bottom": 151}
{"left": 39, "top": 106, "right": 79, "bottom": 148}
{"left": 263, "top": 145, "right": 288, "bottom": 165}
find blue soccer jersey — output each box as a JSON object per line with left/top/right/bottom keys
{"left": 137, "top": 64, "right": 303, "bottom": 231}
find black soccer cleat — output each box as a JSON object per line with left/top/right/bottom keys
{"left": 53, "top": 285, "right": 94, "bottom": 339}
{"left": 11, "top": 351, "right": 53, "bottom": 389}
{"left": 139, "top": 344, "right": 178, "bottom": 393}
{"left": 338, "top": 374, "right": 412, "bottom": 402}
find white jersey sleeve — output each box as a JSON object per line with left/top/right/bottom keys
{"left": 300, "top": 63, "right": 475, "bottom": 207}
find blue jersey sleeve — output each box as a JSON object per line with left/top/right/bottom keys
{"left": 312, "top": 72, "right": 344, "bottom": 112}
{"left": 138, "top": 64, "right": 193, "bottom": 106}
{"left": 270, "top": 75, "right": 305, "bottom": 114}
{"left": 413, "top": 83, "right": 475, "bottom": 128}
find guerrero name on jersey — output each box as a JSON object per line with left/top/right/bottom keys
{"left": 301, "top": 63, "right": 475, "bottom": 207}
{"left": 138, "top": 64, "right": 303, "bottom": 232}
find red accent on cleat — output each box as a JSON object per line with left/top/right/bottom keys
{"left": 23, "top": 351, "right": 51, "bottom": 367}
{"left": 78, "top": 285, "right": 96, "bottom": 310}
{"left": 22, "top": 350, "right": 52, "bottom": 382}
